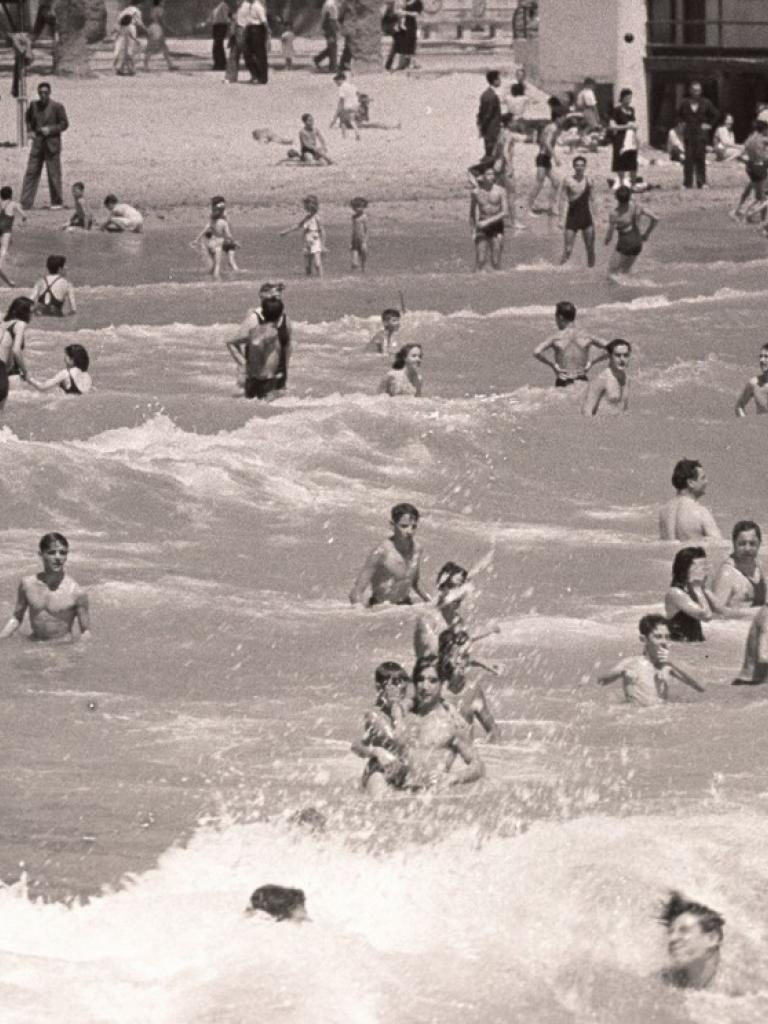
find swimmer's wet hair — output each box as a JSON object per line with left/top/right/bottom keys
{"left": 614, "top": 186, "right": 633, "bottom": 204}
{"left": 638, "top": 613, "right": 668, "bottom": 637}
{"left": 5, "top": 297, "right": 34, "bottom": 323}
{"left": 391, "top": 502, "right": 419, "bottom": 523}
{"left": 248, "top": 884, "right": 306, "bottom": 921}
{"left": 436, "top": 562, "right": 468, "bottom": 589}
{"left": 374, "top": 661, "right": 409, "bottom": 687}
{"left": 606, "top": 338, "right": 631, "bottom": 355}
{"left": 670, "top": 546, "right": 706, "bottom": 588}
{"left": 659, "top": 891, "right": 724, "bottom": 942}
{"left": 65, "top": 343, "right": 89, "bottom": 372}
{"left": 391, "top": 343, "right": 422, "bottom": 370}
{"left": 46, "top": 254, "right": 66, "bottom": 274}
{"left": 73, "top": 181, "right": 85, "bottom": 191}
{"left": 732, "top": 519, "right": 762, "bottom": 544}
{"left": 381, "top": 308, "right": 400, "bottom": 320}
{"left": 412, "top": 655, "right": 439, "bottom": 684}
{"left": 39, "top": 532, "right": 68, "bottom": 552}
{"left": 555, "top": 301, "right": 576, "bottom": 322}
{"left": 671, "top": 458, "right": 702, "bottom": 492}
{"left": 0, "top": 186, "right": 11, "bottom": 200}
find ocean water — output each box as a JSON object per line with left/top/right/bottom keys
{"left": 2, "top": 209, "right": 768, "bottom": 1022}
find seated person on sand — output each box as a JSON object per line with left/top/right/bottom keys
{"left": 379, "top": 343, "right": 423, "bottom": 397}
{"left": 351, "top": 660, "right": 413, "bottom": 797}
{"left": 712, "top": 520, "right": 766, "bottom": 617}
{"left": 63, "top": 181, "right": 93, "bottom": 231}
{"left": 247, "top": 885, "right": 308, "bottom": 922}
{"left": 437, "top": 627, "right": 501, "bottom": 742}
{"left": 101, "top": 194, "right": 144, "bottom": 233}
{"left": 0, "top": 532, "right": 90, "bottom": 642}
{"left": 732, "top": 604, "right": 768, "bottom": 686}
{"left": 367, "top": 307, "right": 401, "bottom": 354}
{"left": 660, "top": 891, "right": 724, "bottom": 990}
{"left": 29, "top": 254, "right": 76, "bottom": 317}
{"left": 349, "top": 502, "right": 430, "bottom": 607}
{"left": 414, "top": 561, "right": 471, "bottom": 659}
{"left": 664, "top": 547, "right": 730, "bottom": 642}
{"left": 735, "top": 343, "right": 768, "bottom": 416}
{"left": 297, "top": 113, "right": 333, "bottom": 165}
{"left": 597, "top": 614, "right": 704, "bottom": 705}
{"left": 581, "top": 338, "right": 631, "bottom": 416}
{"left": 658, "top": 459, "right": 722, "bottom": 542}
{"left": 533, "top": 300, "right": 608, "bottom": 388}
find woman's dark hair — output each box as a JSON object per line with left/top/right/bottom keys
{"left": 732, "top": 519, "right": 761, "bottom": 545}
{"left": 412, "top": 655, "right": 439, "bottom": 684}
{"left": 670, "top": 546, "right": 707, "bottom": 588}
{"left": 436, "top": 562, "right": 468, "bottom": 590}
{"left": 46, "top": 254, "right": 66, "bottom": 274}
{"left": 391, "top": 343, "right": 422, "bottom": 370}
{"left": 249, "top": 884, "right": 306, "bottom": 920}
{"left": 5, "top": 297, "right": 34, "bottom": 322}
{"left": 510, "top": 82, "right": 525, "bottom": 97}
{"left": 65, "top": 343, "right": 89, "bottom": 372}
{"left": 659, "top": 891, "right": 724, "bottom": 942}
{"left": 39, "top": 531, "right": 68, "bottom": 552}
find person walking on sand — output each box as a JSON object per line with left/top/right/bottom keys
{"left": 677, "top": 82, "right": 718, "bottom": 190}
{"left": 314, "top": 0, "right": 339, "bottom": 72}
{"left": 528, "top": 104, "right": 561, "bottom": 214}
{"left": 659, "top": 459, "right": 722, "bottom": 542}
{"left": 581, "top": 338, "right": 631, "bottom": 416}
{"left": 470, "top": 166, "right": 508, "bottom": 271}
{"left": 477, "top": 71, "right": 502, "bottom": 160}
{"left": 210, "top": 0, "right": 231, "bottom": 71}
{"left": 731, "top": 120, "right": 768, "bottom": 223}
{"left": 144, "top": 0, "right": 176, "bottom": 71}
{"left": 20, "top": 82, "right": 68, "bottom": 211}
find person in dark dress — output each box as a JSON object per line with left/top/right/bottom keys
{"left": 387, "top": 0, "right": 423, "bottom": 71}
{"left": 609, "top": 87, "right": 638, "bottom": 189}
{"left": 676, "top": 82, "right": 719, "bottom": 189}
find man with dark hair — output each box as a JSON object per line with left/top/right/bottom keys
{"left": 477, "top": 70, "right": 502, "bottom": 158}
{"left": 581, "top": 338, "right": 631, "bottom": 416}
{"left": 677, "top": 82, "right": 719, "bottom": 189}
{"left": 660, "top": 891, "right": 724, "bottom": 989}
{"left": 20, "top": 82, "right": 69, "bottom": 211}
{"left": 659, "top": 459, "right": 721, "bottom": 541}
{"left": 349, "top": 503, "right": 431, "bottom": 607}
{"left": 226, "top": 282, "right": 291, "bottom": 400}
{"left": 533, "top": 301, "right": 607, "bottom": 387}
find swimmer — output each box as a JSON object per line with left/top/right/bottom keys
{"left": 396, "top": 656, "right": 485, "bottom": 789}
{"left": 660, "top": 891, "right": 724, "bottom": 989}
{"left": 247, "top": 885, "right": 308, "bottom": 922}
{"left": 27, "top": 342, "right": 92, "bottom": 395}
{"left": 349, "top": 196, "right": 369, "bottom": 272}
{"left": 528, "top": 107, "right": 561, "bottom": 214}
{"left": 379, "top": 342, "right": 423, "bottom": 397}
{"left": 280, "top": 194, "right": 324, "bottom": 278}
{"left": 712, "top": 520, "right": 766, "bottom": 615}
{"left": 732, "top": 605, "right": 768, "bottom": 685}
{"left": 192, "top": 196, "right": 240, "bottom": 281}
{"left": 470, "top": 165, "right": 508, "bottom": 271}
{"left": 664, "top": 547, "right": 727, "bottom": 642}
{"left": 658, "top": 459, "right": 722, "bottom": 541}
{"left": 29, "top": 254, "right": 77, "bottom": 316}
{"left": 0, "top": 532, "right": 90, "bottom": 642}
{"left": 349, "top": 502, "right": 430, "bottom": 607}
{"left": 226, "top": 284, "right": 291, "bottom": 400}
{"left": 604, "top": 186, "right": 658, "bottom": 277}
{"left": 557, "top": 156, "right": 596, "bottom": 267}
{"left": 533, "top": 300, "right": 608, "bottom": 387}
{"left": 581, "top": 338, "right": 631, "bottom": 415}
{"left": 0, "top": 296, "right": 33, "bottom": 412}
{"left": 437, "top": 628, "right": 501, "bottom": 742}
{"left": 351, "top": 661, "right": 412, "bottom": 797}
{"left": 367, "top": 307, "right": 400, "bottom": 354}
{"left": 414, "top": 561, "right": 471, "bottom": 659}
{"left": 735, "top": 343, "right": 768, "bottom": 415}
{"left": 597, "top": 614, "right": 704, "bottom": 706}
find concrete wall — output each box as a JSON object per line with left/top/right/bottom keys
{"left": 615, "top": 0, "right": 648, "bottom": 138}
{"left": 537, "top": 0, "right": 617, "bottom": 93}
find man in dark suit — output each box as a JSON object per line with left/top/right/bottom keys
{"left": 21, "top": 82, "right": 69, "bottom": 210}
{"left": 677, "top": 81, "right": 718, "bottom": 189}
{"left": 477, "top": 70, "right": 502, "bottom": 159}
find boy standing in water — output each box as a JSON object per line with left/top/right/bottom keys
{"left": 581, "top": 338, "right": 631, "bottom": 416}
{"left": 349, "top": 502, "right": 431, "bottom": 607}
{"left": 597, "top": 614, "right": 703, "bottom": 706}
{"left": 350, "top": 196, "right": 369, "bottom": 271}
{"left": 533, "top": 301, "right": 608, "bottom": 387}
{"left": 367, "top": 308, "right": 401, "bottom": 353}
{"left": 0, "top": 533, "right": 90, "bottom": 642}
{"left": 280, "top": 195, "right": 325, "bottom": 277}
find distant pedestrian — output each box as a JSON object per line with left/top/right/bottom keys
{"left": 386, "top": 0, "right": 422, "bottom": 71}
{"left": 477, "top": 70, "right": 502, "bottom": 159}
{"left": 731, "top": 121, "right": 768, "bottom": 222}
{"left": 244, "top": 0, "right": 268, "bottom": 84}
{"left": 677, "top": 82, "right": 718, "bottom": 189}
{"left": 20, "top": 82, "right": 68, "bottom": 211}
{"left": 144, "top": 0, "right": 176, "bottom": 71}
{"left": 314, "top": 0, "right": 339, "bottom": 72}
{"left": 350, "top": 196, "right": 369, "bottom": 271}
{"left": 330, "top": 71, "right": 360, "bottom": 140}
{"left": 609, "top": 88, "right": 638, "bottom": 189}
{"left": 210, "top": 0, "right": 231, "bottom": 71}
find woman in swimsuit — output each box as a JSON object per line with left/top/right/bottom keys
{"left": 30, "top": 254, "right": 77, "bottom": 317}
{"left": 27, "top": 343, "right": 92, "bottom": 396}
{"left": 712, "top": 520, "right": 766, "bottom": 615}
{"left": 664, "top": 547, "right": 728, "bottom": 642}
{"left": 557, "top": 155, "right": 596, "bottom": 267}
{"left": 0, "top": 185, "right": 26, "bottom": 287}
{"left": 379, "top": 342, "right": 423, "bottom": 397}
{"left": 604, "top": 186, "right": 659, "bottom": 277}
{"left": 0, "top": 296, "right": 33, "bottom": 411}
{"left": 528, "top": 105, "right": 562, "bottom": 214}
{"left": 193, "top": 197, "right": 240, "bottom": 281}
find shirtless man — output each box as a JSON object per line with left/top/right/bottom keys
{"left": 732, "top": 605, "right": 768, "bottom": 685}
{"left": 581, "top": 338, "right": 631, "bottom": 416}
{"left": 735, "top": 344, "right": 768, "bottom": 416}
{"left": 0, "top": 533, "right": 90, "bottom": 642}
{"left": 366, "top": 308, "right": 401, "bottom": 354}
{"left": 397, "top": 656, "right": 485, "bottom": 789}
{"left": 533, "top": 301, "right": 608, "bottom": 387}
{"left": 226, "top": 284, "right": 291, "bottom": 400}
{"left": 349, "top": 502, "right": 430, "bottom": 606}
{"left": 469, "top": 165, "right": 509, "bottom": 271}
{"left": 659, "top": 459, "right": 722, "bottom": 542}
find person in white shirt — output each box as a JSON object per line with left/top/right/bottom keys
{"left": 243, "top": 0, "right": 269, "bottom": 84}
{"left": 330, "top": 71, "right": 360, "bottom": 140}
{"left": 713, "top": 114, "right": 741, "bottom": 161}
{"left": 576, "top": 77, "right": 600, "bottom": 132}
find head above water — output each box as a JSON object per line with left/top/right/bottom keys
{"left": 350, "top": 196, "right": 368, "bottom": 210}
{"left": 639, "top": 613, "right": 668, "bottom": 638}
{"left": 65, "top": 343, "right": 89, "bottom": 372}
{"left": 732, "top": 519, "right": 761, "bottom": 547}
{"left": 391, "top": 343, "right": 422, "bottom": 370}
{"left": 606, "top": 338, "right": 631, "bottom": 358}
{"left": 660, "top": 890, "right": 724, "bottom": 945}
{"left": 436, "top": 561, "right": 468, "bottom": 591}
{"left": 248, "top": 884, "right": 307, "bottom": 921}
{"left": 391, "top": 502, "right": 419, "bottom": 526}
{"left": 374, "top": 660, "right": 409, "bottom": 688}
{"left": 5, "top": 297, "right": 34, "bottom": 323}
{"left": 381, "top": 308, "right": 401, "bottom": 328}
{"left": 39, "top": 532, "right": 68, "bottom": 553}
{"left": 670, "top": 546, "right": 707, "bottom": 588}
{"left": 614, "top": 185, "right": 633, "bottom": 204}
{"left": 46, "top": 254, "right": 66, "bottom": 275}
{"left": 555, "top": 300, "right": 576, "bottom": 326}
{"left": 671, "top": 458, "right": 703, "bottom": 493}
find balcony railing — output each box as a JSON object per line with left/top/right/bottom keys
{"left": 647, "top": 18, "right": 768, "bottom": 52}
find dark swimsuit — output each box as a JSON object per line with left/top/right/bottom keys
{"left": 668, "top": 586, "right": 705, "bottom": 642}
{"left": 565, "top": 181, "right": 593, "bottom": 232}
{"left": 615, "top": 205, "right": 643, "bottom": 257}
{"left": 0, "top": 359, "right": 7, "bottom": 402}
{"left": 0, "top": 322, "right": 23, "bottom": 399}
{"left": 243, "top": 313, "right": 290, "bottom": 401}
{"left": 555, "top": 374, "right": 588, "bottom": 388}
{"left": 36, "top": 276, "right": 65, "bottom": 318}
{"left": 0, "top": 204, "right": 14, "bottom": 236}
{"left": 59, "top": 369, "right": 81, "bottom": 395}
